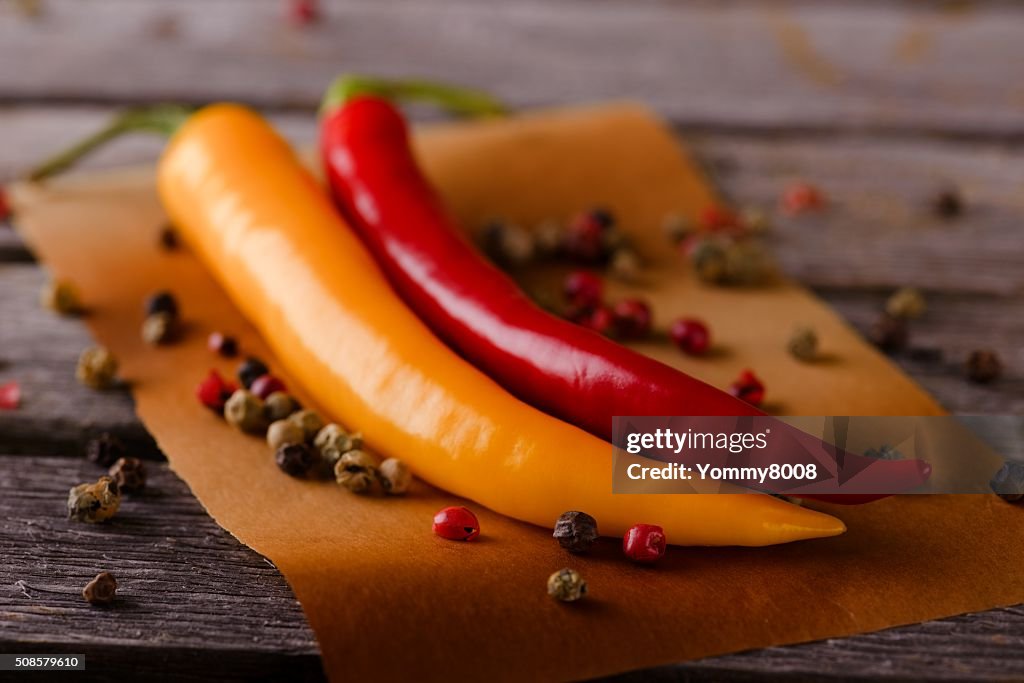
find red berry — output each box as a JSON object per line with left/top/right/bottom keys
{"left": 623, "top": 524, "right": 666, "bottom": 563}
{"left": 196, "top": 369, "right": 237, "bottom": 413}
{"left": 250, "top": 374, "right": 287, "bottom": 400}
{"left": 698, "top": 205, "right": 738, "bottom": 232}
{"left": 729, "top": 369, "right": 765, "bottom": 406}
{"left": 780, "top": 182, "right": 826, "bottom": 216}
{"left": 287, "top": 0, "right": 319, "bottom": 25}
{"left": 612, "top": 298, "right": 652, "bottom": 339}
{"left": 565, "top": 209, "right": 613, "bottom": 263}
{"left": 584, "top": 305, "right": 615, "bottom": 336}
{"left": 670, "top": 318, "right": 711, "bottom": 355}
{"left": 0, "top": 381, "right": 21, "bottom": 410}
{"left": 207, "top": 332, "right": 239, "bottom": 358}
{"left": 563, "top": 270, "right": 603, "bottom": 308}
{"left": 432, "top": 506, "right": 480, "bottom": 542}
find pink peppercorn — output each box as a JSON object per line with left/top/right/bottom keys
{"left": 780, "top": 182, "right": 826, "bottom": 216}
{"left": 563, "top": 270, "right": 604, "bottom": 309}
{"left": 670, "top": 318, "right": 711, "bottom": 356}
{"left": 623, "top": 524, "right": 667, "bottom": 563}
{"left": 250, "top": 374, "right": 287, "bottom": 400}
{"left": 698, "top": 205, "right": 738, "bottom": 232}
{"left": 288, "top": 0, "right": 319, "bottom": 25}
{"left": 433, "top": 506, "right": 480, "bottom": 542}
{"left": 611, "top": 298, "right": 652, "bottom": 339}
{"left": 207, "top": 332, "right": 238, "bottom": 358}
{"left": 196, "top": 370, "right": 237, "bottom": 413}
{"left": 564, "top": 209, "right": 613, "bottom": 263}
{"left": 0, "top": 381, "right": 21, "bottom": 410}
{"left": 584, "top": 305, "right": 615, "bottom": 336}
{"left": 729, "top": 369, "right": 765, "bottom": 406}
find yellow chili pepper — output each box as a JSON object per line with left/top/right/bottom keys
{"left": 152, "top": 104, "right": 844, "bottom": 545}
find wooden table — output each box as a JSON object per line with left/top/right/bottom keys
{"left": 2, "top": 1, "right": 1023, "bottom": 680}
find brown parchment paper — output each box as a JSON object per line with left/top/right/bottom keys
{"left": 11, "top": 104, "right": 1023, "bottom": 682}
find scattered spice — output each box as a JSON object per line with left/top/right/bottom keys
{"left": 932, "top": 188, "right": 963, "bottom": 219}
{"left": 250, "top": 374, "right": 287, "bottom": 401}
{"left": 275, "top": 442, "right": 318, "bottom": 478}
{"left": 288, "top": 409, "right": 324, "bottom": 442}
{"left": 787, "top": 326, "right": 818, "bottom": 362}
{"left": 224, "top": 389, "right": 267, "bottom": 433}
{"left": 670, "top": 318, "right": 711, "bottom": 356}
{"left": 0, "top": 381, "right": 21, "bottom": 410}
{"left": 739, "top": 206, "right": 771, "bottom": 234}
{"left": 76, "top": 346, "right": 119, "bottom": 390}
{"left": 729, "top": 369, "right": 766, "bottom": 407}
{"left": 82, "top": 572, "right": 117, "bottom": 606}
{"left": 533, "top": 219, "right": 564, "bottom": 257}
{"left": 564, "top": 208, "right": 614, "bottom": 264}
{"left": 480, "top": 219, "right": 534, "bottom": 267}
{"left": 563, "top": 270, "right": 603, "bottom": 309}
{"left": 108, "top": 457, "right": 146, "bottom": 493}
{"left": 158, "top": 224, "right": 180, "bottom": 250}
{"left": 315, "top": 423, "right": 360, "bottom": 467}
{"left": 966, "top": 349, "right": 1002, "bottom": 384}
{"left": 237, "top": 356, "right": 269, "bottom": 389}
{"left": 264, "top": 391, "right": 300, "bottom": 422}
{"left": 661, "top": 213, "right": 691, "bottom": 244}
{"left": 609, "top": 248, "right": 642, "bottom": 282}
{"left": 552, "top": 510, "right": 599, "bottom": 553}
{"left": 547, "top": 568, "right": 587, "bottom": 602}
{"left": 869, "top": 315, "right": 909, "bottom": 353}
{"left": 67, "top": 476, "right": 121, "bottom": 523}
{"left": 907, "top": 346, "right": 944, "bottom": 363}
{"left": 267, "top": 419, "right": 305, "bottom": 452}
{"left": 780, "top": 182, "right": 826, "bottom": 216}
{"left": 145, "top": 290, "right": 179, "bottom": 319}
{"left": 207, "top": 332, "right": 238, "bottom": 358}
{"left": 40, "top": 278, "right": 83, "bottom": 316}
{"left": 698, "top": 205, "right": 738, "bottom": 232}
{"left": 583, "top": 305, "right": 615, "bottom": 336}
{"left": 378, "top": 458, "right": 412, "bottom": 495}
{"left": 622, "top": 523, "right": 667, "bottom": 563}
{"left": 86, "top": 432, "right": 125, "bottom": 467}
{"left": 689, "top": 238, "right": 728, "bottom": 284}
{"left": 723, "top": 241, "right": 772, "bottom": 285}
{"left": 432, "top": 506, "right": 480, "bottom": 541}
{"left": 196, "top": 369, "right": 237, "bottom": 413}
{"left": 141, "top": 311, "right": 176, "bottom": 345}
{"left": 885, "top": 287, "right": 926, "bottom": 320}
{"left": 990, "top": 461, "right": 1024, "bottom": 503}
{"left": 334, "top": 450, "right": 378, "bottom": 493}
{"left": 611, "top": 298, "right": 652, "bottom": 340}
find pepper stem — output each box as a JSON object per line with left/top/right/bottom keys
{"left": 321, "top": 75, "right": 507, "bottom": 119}
{"left": 26, "top": 104, "right": 194, "bottom": 182}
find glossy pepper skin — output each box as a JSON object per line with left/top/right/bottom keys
{"left": 158, "top": 104, "right": 845, "bottom": 546}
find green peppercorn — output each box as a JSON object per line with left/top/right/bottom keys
{"left": 609, "top": 248, "right": 642, "bottom": 282}
{"left": 76, "top": 346, "right": 119, "bottom": 390}
{"left": 67, "top": 476, "right": 121, "bottom": 523}
{"left": 288, "top": 409, "right": 324, "bottom": 442}
{"left": 108, "top": 457, "right": 146, "bottom": 493}
{"left": 885, "top": 287, "right": 926, "bottom": 320}
{"left": 547, "top": 568, "right": 587, "bottom": 602}
{"left": 533, "top": 219, "right": 565, "bottom": 257}
{"left": 552, "top": 511, "right": 599, "bottom": 553}
{"left": 723, "top": 241, "right": 771, "bottom": 285}
{"left": 275, "top": 442, "right": 318, "bottom": 478}
{"left": 267, "top": 419, "right": 305, "bottom": 452}
{"left": 40, "top": 278, "right": 83, "bottom": 316}
{"left": 314, "top": 423, "right": 358, "bottom": 466}
{"left": 264, "top": 391, "right": 299, "bottom": 422}
{"left": 82, "top": 571, "right": 117, "bottom": 606}
{"left": 787, "top": 326, "right": 818, "bottom": 362}
{"left": 690, "top": 238, "right": 727, "bottom": 284}
{"left": 224, "top": 389, "right": 267, "bottom": 433}
{"left": 145, "top": 290, "right": 179, "bottom": 319}
{"left": 378, "top": 458, "right": 412, "bottom": 495}
{"left": 334, "top": 450, "right": 378, "bottom": 494}
{"left": 141, "top": 311, "right": 176, "bottom": 345}
{"left": 237, "top": 356, "right": 269, "bottom": 389}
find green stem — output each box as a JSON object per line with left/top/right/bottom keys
{"left": 321, "top": 75, "right": 507, "bottom": 119}
{"left": 26, "top": 104, "right": 194, "bottom": 182}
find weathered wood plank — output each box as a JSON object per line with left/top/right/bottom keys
{"left": 3, "top": 0, "right": 1024, "bottom": 136}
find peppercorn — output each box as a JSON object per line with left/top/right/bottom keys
{"left": 622, "top": 523, "right": 667, "bottom": 563}
{"left": 334, "top": 450, "right": 378, "bottom": 493}
{"left": 288, "top": 409, "right": 324, "bottom": 442}
{"left": 267, "top": 419, "right": 305, "bottom": 452}
{"left": 224, "top": 389, "right": 267, "bottom": 433}
{"left": 207, "top": 332, "right": 238, "bottom": 358}
{"left": 967, "top": 349, "right": 1002, "bottom": 384}
{"left": 145, "top": 290, "right": 179, "bottom": 319}
{"left": 196, "top": 369, "right": 237, "bottom": 413}
{"left": 611, "top": 298, "right": 652, "bottom": 339}
{"left": 565, "top": 209, "right": 613, "bottom": 264}
{"left": 378, "top": 458, "right": 412, "bottom": 495}
{"left": 158, "top": 224, "right": 179, "bottom": 250}
{"left": 0, "top": 381, "right": 20, "bottom": 411}
{"left": 932, "top": 188, "right": 962, "bottom": 219}
{"left": 609, "top": 249, "right": 642, "bottom": 282}
{"left": 547, "top": 568, "right": 587, "bottom": 602}
{"left": 480, "top": 219, "right": 534, "bottom": 267}
{"left": 40, "top": 278, "right": 83, "bottom": 316}
{"left": 869, "top": 314, "right": 909, "bottom": 353}
{"left": 533, "top": 219, "right": 565, "bottom": 257}
{"left": 552, "top": 510, "right": 599, "bottom": 553}
{"left": 780, "top": 182, "right": 826, "bottom": 216}
{"left": 264, "top": 391, "right": 299, "bottom": 422}
{"left": 729, "top": 369, "right": 765, "bottom": 407}
{"left": 661, "top": 213, "right": 691, "bottom": 244}
{"left": 728, "top": 242, "right": 773, "bottom": 285}
{"left": 864, "top": 445, "right": 903, "bottom": 461}
{"left": 886, "top": 287, "right": 926, "bottom": 320}
{"left": 690, "top": 238, "right": 728, "bottom": 284}
{"left": 787, "top": 326, "right": 818, "bottom": 362}
{"left": 108, "top": 457, "right": 146, "bottom": 493}
{"left": 670, "top": 318, "right": 711, "bottom": 356}
{"left": 82, "top": 571, "right": 117, "bottom": 606}
{"left": 907, "top": 346, "right": 944, "bottom": 363}
{"left": 315, "top": 424, "right": 361, "bottom": 469}
{"left": 67, "top": 476, "right": 121, "bottom": 523}
{"left": 563, "top": 270, "right": 603, "bottom": 309}
{"left": 740, "top": 206, "right": 771, "bottom": 234}
{"left": 86, "top": 432, "right": 125, "bottom": 467}
{"left": 0, "top": 185, "right": 10, "bottom": 223}
{"left": 698, "top": 205, "right": 738, "bottom": 232}
{"left": 237, "top": 356, "right": 269, "bottom": 389}
{"left": 432, "top": 506, "right": 480, "bottom": 541}
{"left": 288, "top": 0, "right": 319, "bottom": 26}
{"left": 275, "top": 442, "right": 318, "bottom": 478}
{"left": 76, "top": 346, "right": 118, "bottom": 390}
{"left": 990, "top": 461, "right": 1024, "bottom": 503}
{"left": 250, "top": 374, "right": 287, "bottom": 401}
{"left": 141, "top": 311, "right": 176, "bottom": 345}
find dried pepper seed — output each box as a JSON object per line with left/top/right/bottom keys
{"left": 670, "top": 318, "right": 711, "bottom": 356}
{"left": 729, "top": 369, "right": 765, "bottom": 407}
{"left": 869, "top": 315, "right": 908, "bottom": 353}
{"left": 780, "top": 182, "right": 826, "bottom": 216}
{"left": 552, "top": 511, "right": 599, "bottom": 553}
{"left": 723, "top": 241, "right": 772, "bottom": 285}
{"left": 622, "top": 523, "right": 667, "bottom": 563}
{"left": 563, "top": 270, "right": 603, "bottom": 309}
{"left": 267, "top": 419, "right": 305, "bottom": 452}
{"left": 141, "top": 311, "right": 176, "bottom": 345}
{"left": 67, "top": 476, "right": 121, "bottom": 523}
{"left": 565, "top": 209, "right": 613, "bottom": 264}
{"left": 288, "top": 409, "right": 324, "bottom": 442}
{"left": 698, "top": 205, "right": 739, "bottom": 232}
{"left": 609, "top": 248, "right": 642, "bottom": 282}
{"left": 314, "top": 423, "right": 360, "bottom": 467}
{"left": 885, "top": 287, "right": 926, "bottom": 320}
{"left": 990, "top": 461, "right": 1024, "bottom": 503}
{"left": 787, "top": 326, "right": 818, "bottom": 362}
{"left": 237, "top": 357, "right": 269, "bottom": 389}
{"left": 145, "top": 290, "right": 179, "bottom": 319}
{"left": 432, "top": 506, "right": 480, "bottom": 541}
{"left": 275, "top": 442, "right": 318, "bottom": 478}
{"left": 0, "top": 381, "right": 21, "bottom": 411}
{"left": 689, "top": 238, "right": 728, "bottom": 284}
{"left": 661, "top": 213, "right": 691, "bottom": 244}
{"left": 86, "top": 432, "right": 125, "bottom": 467}
{"left": 932, "top": 188, "right": 962, "bottom": 219}
{"left": 82, "top": 572, "right": 117, "bottom": 606}
{"left": 40, "top": 278, "right": 83, "bottom": 316}
{"left": 967, "top": 350, "right": 1002, "bottom": 384}
{"left": 250, "top": 374, "right": 287, "bottom": 401}
{"left": 378, "top": 458, "right": 412, "bottom": 495}
{"left": 196, "top": 369, "right": 237, "bottom": 413}
{"left": 334, "top": 450, "right": 379, "bottom": 493}
{"left": 207, "top": 332, "right": 238, "bottom": 358}
{"left": 224, "top": 389, "right": 267, "bottom": 433}
{"left": 76, "top": 346, "right": 119, "bottom": 390}
{"left": 547, "top": 568, "right": 587, "bottom": 602}
{"left": 480, "top": 219, "right": 534, "bottom": 267}
{"left": 611, "top": 298, "right": 652, "bottom": 339}
{"left": 264, "top": 391, "right": 300, "bottom": 422}
{"left": 108, "top": 457, "right": 146, "bottom": 493}
{"left": 158, "top": 224, "right": 180, "bottom": 250}
{"left": 739, "top": 206, "right": 771, "bottom": 234}
{"left": 533, "top": 219, "right": 565, "bottom": 257}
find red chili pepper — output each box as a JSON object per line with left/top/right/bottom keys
{"left": 432, "top": 506, "right": 480, "bottom": 541}
{"left": 0, "top": 381, "right": 21, "bottom": 410}
{"left": 623, "top": 524, "right": 666, "bottom": 563}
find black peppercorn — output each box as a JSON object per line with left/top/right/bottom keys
{"left": 869, "top": 314, "right": 908, "bottom": 353}
{"left": 967, "top": 349, "right": 1002, "bottom": 384}
{"left": 932, "top": 188, "right": 962, "bottom": 219}
{"left": 275, "top": 442, "right": 317, "bottom": 478}
{"left": 108, "top": 457, "right": 146, "bottom": 493}
{"left": 145, "top": 290, "right": 179, "bottom": 319}
{"left": 82, "top": 571, "right": 117, "bottom": 606}
{"left": 158, "top": 225, "right": 180, "bottom": 250}
{"left": 86, "top": 433, "right": 126, "bottom": 467}
{"left": 237, "top": 356, "right": 269, "bottom": 389}
{"left": 990, "top": 461, "right": 1024, "bottom": 503}
{"left": 208, "top": 332, "right": 238, "bottom": 358}
{"left": 553, "top": 510, "right": 599, "bottom": 553}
